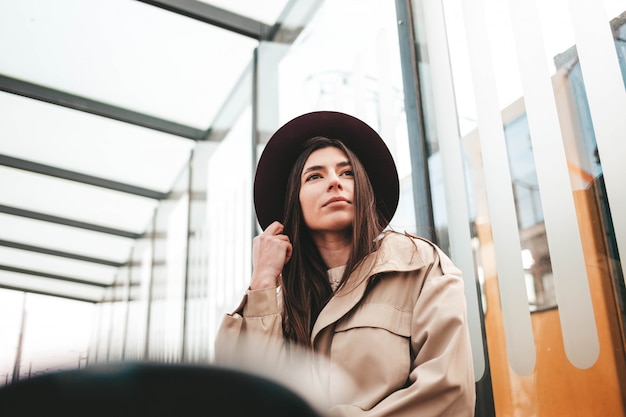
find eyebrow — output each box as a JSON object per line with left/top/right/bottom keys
{"left": 302, "top": 160, "right": 352, "bottom": 176}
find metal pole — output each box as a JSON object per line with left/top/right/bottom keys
{"left": 395, "top": 0, "right": 436, "bottom": 240}
{"left": 144, "top": 209, "right": 158, "bottom": 359}
{"left": 11, "top": 293, "right": 27, "bottom": 383}
{"left": 181, "top": 152, "right": 194, "bottom": 362}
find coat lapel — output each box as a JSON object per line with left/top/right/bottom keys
{"left": 310, "top": 232, "right": 427, "bottom": 344}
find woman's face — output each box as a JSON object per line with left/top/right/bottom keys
{"left": 299, "top": 146, "right": 355, "bottom": 235}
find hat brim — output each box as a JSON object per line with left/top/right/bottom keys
{"left": 253, "top": 111, "right": 399, "bottom": 231}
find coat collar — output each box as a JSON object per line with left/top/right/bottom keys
{"left": 310, "top": 232, "right": 427, "bottom": 344}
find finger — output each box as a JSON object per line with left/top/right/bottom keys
{"left": 284, "top": 242, "right": 293, "bottom": 264}
{"left": 274, "top": 234, "right": 290, "bottom": 243}
{"left": 264, "top": 221, "right": 284, "bottom": 236}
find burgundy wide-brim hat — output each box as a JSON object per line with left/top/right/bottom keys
{"left": 253, "top": 111, "right": 399, "bottom": 230}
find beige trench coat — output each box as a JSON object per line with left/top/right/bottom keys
{"left": 215, "top": 232, "right": 476, "bottom": 417}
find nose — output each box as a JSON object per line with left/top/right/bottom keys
{"left": 327, "top": 172, "right": 343, "bottom": 191}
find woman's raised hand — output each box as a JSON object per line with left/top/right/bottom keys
{"left": 250, "top": 221, "right": 293, "bottom": 290}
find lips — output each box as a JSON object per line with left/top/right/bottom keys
{"left": 323, "top": 196, "right": 351, "bottom": 207}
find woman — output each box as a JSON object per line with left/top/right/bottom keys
{"left": 215, "top": 111, "right": 475, "bottom": 416}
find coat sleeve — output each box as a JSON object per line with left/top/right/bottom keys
{"left": 328, "top": 248, "right": 476, "bottom": 417}
{"left": 213, "top": 286, "right": 287, "bottom": 365}
{"left": 213, "top": 287, "right": 332, "bottom": 411}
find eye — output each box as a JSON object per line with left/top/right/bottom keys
{"left": 341, "top": 169, "right": 354, "bottom": 177}
{"left": 305, "top": 173, "right": 322, "bottom": 182}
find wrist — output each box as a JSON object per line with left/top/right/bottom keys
{"left": 250, "top": 272, "right": 279, "bottom": 290}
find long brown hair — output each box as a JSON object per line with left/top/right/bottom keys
{"left": 281, "top": 136, "right": 387, "bottom": 346}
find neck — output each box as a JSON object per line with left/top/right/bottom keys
{"left": 311, "top": 231, "right": 351, "bottom": 269}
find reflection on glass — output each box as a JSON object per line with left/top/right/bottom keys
{"left": 502, "top": 113, "right": 557, "bottom": 312}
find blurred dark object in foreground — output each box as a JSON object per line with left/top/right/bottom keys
{"left": 0, "top": 362, "right": 323, "bottom": 417}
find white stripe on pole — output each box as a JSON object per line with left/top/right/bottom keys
{"left": 422, "top": 0, "right": 486, "bottom": 381}
{"left": 461, "top": 0, "right": 536, "bottom": 375}
{"left": 507, "top": 0, "right": 599, "bottom": 369}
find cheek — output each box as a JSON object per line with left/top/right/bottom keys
{"left": 346, "top": 181, "right": 355, "bottom": 198}
{"left": 299, "top": 189, "right": 314, "bottom": 218}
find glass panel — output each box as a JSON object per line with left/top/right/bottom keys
{"left": 183, "top": 141, "right": 219, "bottom": 362}
{"left": 420, "top": 0, "right": 537, "bottom": 379}
{"left": 503, "top": 115, "right": 555, "bottom": 312}
{"left": 103, "top": 266, "right": 131, "bottom": 362}
{"left": 0, "top": 166, "right": 157, "bottom": 233}
{"left": 275, "top": 0, "right": 412, "bottom": 229}
{"left": 508, "top": 0, "right": 599, "bottom": 369}
{"left": 122, "top": 232, "right": 154, "bottom": 362}
{"left": 564, "top": 0, "right": 626, "bottom": 286}
{"left": 0, "top": 270, "right": 105, "bottom": 302}
{"left": 205, "top": 107, "right": 253, "bottom": 360}
{"left": 0, "top": 246, "right": 118, "bottom": 285}
{"left": 0, "top": 213, "right": 134, "bottom": 263}
{"left": 16, "top": 294, "right": 95, "bottom": 378}
{"left": 90, "top": 299, "right": 111, "bottom": 364}
{"left": 0, "top": 92, "right": 195, "bottom": 193}
{"left": 146, "top": 166, "right": 189, "bottom": 361}
{"left": 415, "top": 0, "right": 487, "bottom": 380}
{"left": 0, "top": 289, "right": 25, "bottom": 386}
{"left": 0, "top": 0, "right": 258, "bottom": 129}
{"left": 416, "top": 0, "right": 626, "bottom": 414}
{"left": 163, "top": 190, "right": 189, "bottom": 359}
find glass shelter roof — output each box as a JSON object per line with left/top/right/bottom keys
{"left": 0, "top": 0, "right": 308, "bottom": 303}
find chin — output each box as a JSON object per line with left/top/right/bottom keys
{"left": 317, "top": 219, "right": 354, "bottom": 234}
{"left": 305, "top": 212, "right": 354, "bottom": 234}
